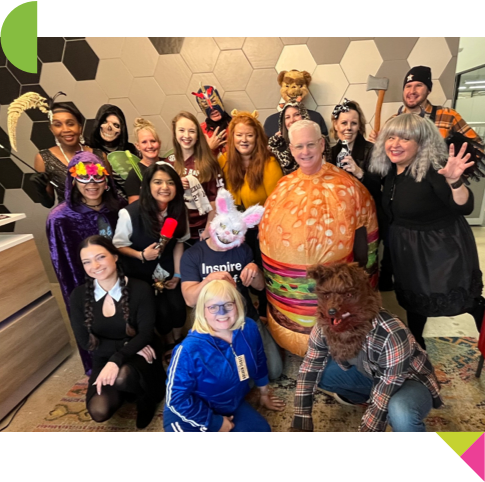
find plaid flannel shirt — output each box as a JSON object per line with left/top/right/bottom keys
{"left": 423, "top": 102, "right": 484, "bottom": 152}
{"left": 292, "top": 310, "right": 443, "bottom": 432}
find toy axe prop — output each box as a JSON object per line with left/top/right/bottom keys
{"left": 366, "top": 75, "right": 389, "bottom": 134}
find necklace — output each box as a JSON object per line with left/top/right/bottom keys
{"left": 59, "top": 142, "right": 84, "bottom": 164}
{"left": 82, "top": 200, "right": 102, "bottom": 208}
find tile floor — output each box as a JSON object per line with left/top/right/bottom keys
{"left": 2, "top": 226, "right": 484, "bottom": 432}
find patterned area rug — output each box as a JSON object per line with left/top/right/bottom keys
{"left": 34, "top": 337, "right": 485, "bottom": 432}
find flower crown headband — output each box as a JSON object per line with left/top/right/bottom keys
{"left": 332, "top": 98, "right": 351, "bottom": 119}
{"left": 7, "top": 91, "right": 67, "bottom": 151}
{"left": 69, "top": 162, "right": 109, "bottom": 179}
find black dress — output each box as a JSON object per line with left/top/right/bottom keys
{"left": 383, "top": 164, "right": 482, "bottom": 317}
{"left": 69, "top": 278, "right": 165, "bottom": 404}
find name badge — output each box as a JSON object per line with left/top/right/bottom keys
{"left": 235, "top": 354, "right": 249, "bottom": 381}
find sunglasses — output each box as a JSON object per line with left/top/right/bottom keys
{"left": 74, "top": 174, "right": 107, "bottom": 184}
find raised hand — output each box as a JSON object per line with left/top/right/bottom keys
{"left": 438, "top": 142, "right": 474, "bottom": 183}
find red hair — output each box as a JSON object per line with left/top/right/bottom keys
{"left": 226, "top": 112, "right": 269, "bottom": 192}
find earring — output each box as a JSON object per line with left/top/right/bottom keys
{"left": 106, "top": 185, "right": 111, "bottom": 191}
{"left": 80, "top": 134, "right": 85, "bottom": 145}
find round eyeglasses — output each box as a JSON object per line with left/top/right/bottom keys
{"left": 206, "top": 301, "right": 235, "bottom": 314}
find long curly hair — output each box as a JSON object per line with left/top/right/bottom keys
{"left": 369, "top": 113, "right": 448, "bottom": 182}
{"left": 226, "top": 111, "right": 270, "bottom": 192}
{"left": 78, "top": 235, "right": 135, "bottom": 351}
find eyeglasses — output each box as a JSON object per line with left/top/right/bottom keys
{"left": 291, "top": 142, "right": 319, "bottom": 152}
{"left": 206, "top": 301, "right": 235, "bottom": 314}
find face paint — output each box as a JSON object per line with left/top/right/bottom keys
{"left": 100, "top": 114, "right": 121, "bottom": 143}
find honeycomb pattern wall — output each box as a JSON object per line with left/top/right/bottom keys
{"left": 0, "top": 37, "right": 459, "bottom": 280}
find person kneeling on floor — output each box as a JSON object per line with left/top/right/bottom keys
{"left": 164, "top": 280, "right": 285, "bottom": 432}
{"left": 180, "top": 187, "right": 283, "bottom": 380}
{"left": 292, "top": 262, "right": 443, "bottom": 432}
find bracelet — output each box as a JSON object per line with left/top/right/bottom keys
{"left": 450, "top": 178, "right": 463, "bottom": 190}
{"left": 173, "top": 273, "right": 181, "bottom": 279}
{"left": 140, "top": 250, "right": 146, "bottom": 263}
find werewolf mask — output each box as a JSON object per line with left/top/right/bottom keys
{"left": 308, "top": 262, "right": 381, "bottom": 361}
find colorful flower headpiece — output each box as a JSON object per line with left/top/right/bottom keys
{"left": 69, "top": 162, "right": 109, "bottom": 178}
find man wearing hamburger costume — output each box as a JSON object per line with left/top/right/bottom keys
{"left": 259, "top": 120, "right": 378, "bottom": 357}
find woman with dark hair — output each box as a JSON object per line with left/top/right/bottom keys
{"left": 113, "top": 162, "right": 190, "bottom": 363}
{"left": 47, "top": 151, "right": 125, "bottom": 373}
{"left": 166, "top": 111, "right": 224, "bottom": 244}
{"left": 28, "top": 93, "right": 106, "bottom": 208}
{"left": 370, "top": 113, "right": 483, "bottom": 349}
{"left": 218, "top": 110, "right": 283, "bottom": 317}
{"left": 70, "top": 235, "right": 165, "bottom": 429}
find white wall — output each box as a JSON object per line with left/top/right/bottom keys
{"left": 457, "top": 38, "right": 485, "bottom": 73}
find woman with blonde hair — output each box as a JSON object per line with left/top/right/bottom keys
{"left": 219, "top": 110, "right": 283, "bottom": 317}
{"left": 163, "top": 279, "right": 285, "bottom": 432}
{"left": 125, "top": 117, "right": 163, "bottom": 203}
{"left": 370, "top": 113, "right": 483, "bottom": 349}
{"left": 166, "top": 111, "right": 224, "bottom": 244}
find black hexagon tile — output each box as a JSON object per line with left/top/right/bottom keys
{"left": 0, "top": 184, "right": 4, "bottom": 204}
{"left": 38, "top": 37, "right": 65, "bottom": 63}
{"left": 0, "top": 157, "right": 24, "bottom": 189}
{"left": 0, "top": 126, "right": 11, "bottom": 154}
{"left": 0, "top": 45, "right": 6, "bottom": 67}
{"left": 0, "top": 67, "right": 20, "bottom": 105}
{"left": 7, "top": 58, "right": 42, "bottom": 84}
{"left": 31, "top": 121, "right": 55, "bottom": 150}
{"left": 63, "top": 40, "right": 99, "bottom": 81}
{"left": 149, "top": 37, "right": 185, "bottom": 55}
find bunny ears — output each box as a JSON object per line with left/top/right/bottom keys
{"left": 215, "top": 188, "right": 264, "bottom": 228}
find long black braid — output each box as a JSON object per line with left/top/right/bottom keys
{"left": 79, "top": 235, "right": 136, "bottom": 350}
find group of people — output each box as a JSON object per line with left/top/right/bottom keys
{"left": 7, "top": 64, "right": 484, "bottom": 432}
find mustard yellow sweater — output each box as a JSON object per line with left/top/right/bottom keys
{"left": 218, "top": 154, "right": 283, "bottom": 208}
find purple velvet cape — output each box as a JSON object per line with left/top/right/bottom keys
{"left": 46, "top": 152, "right": 125, "bottom": 373}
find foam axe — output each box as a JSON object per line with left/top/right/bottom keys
{"left": 366, "top": 75, "right": 389, "bottom": 134}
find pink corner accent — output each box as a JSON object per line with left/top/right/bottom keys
{"left": 461, "top": 434, "right": 485, "bottom": 480}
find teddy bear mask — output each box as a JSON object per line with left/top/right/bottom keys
{"left": 209, "top": 188, "right": 264, "bottom": 250}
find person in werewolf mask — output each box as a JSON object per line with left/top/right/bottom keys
{"left": 292, "top": 263, "right": 443, "bottom": 432}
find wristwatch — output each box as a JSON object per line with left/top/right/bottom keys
{"left": 450, "top": 178, "right": 463, "bottom": 189}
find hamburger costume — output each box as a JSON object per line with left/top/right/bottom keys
{"left": 259, "top": 163, "right": 379, "bottom": 356}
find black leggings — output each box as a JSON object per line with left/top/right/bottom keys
{"left": 87, "top": 364, "right": 143, "bottom": 423}
{"left": 406, "top": 297, "right": 485, "bottom": 350}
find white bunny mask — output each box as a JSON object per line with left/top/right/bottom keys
{"left": 209, "top": 188, "right": 265, "bottom": 250}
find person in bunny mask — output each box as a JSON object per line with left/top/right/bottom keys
{"left": 180, "top": 188, "right": 283, "bottom": 379}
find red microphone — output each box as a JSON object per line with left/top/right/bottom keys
{"left": 155, "top": 218, "right": 178, "bottom": 253}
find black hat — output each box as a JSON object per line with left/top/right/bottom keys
{"left": 403, "top": 66, "right": 433, "bottom": 92}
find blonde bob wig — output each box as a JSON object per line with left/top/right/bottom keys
{"left": 369, "top": 113, "right": 448, "bottom": 182}
{"left": 192, "top": 280, "right": 246, "bottom": 335}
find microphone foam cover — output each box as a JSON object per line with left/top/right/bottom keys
{"left": 160, "top": 217, "right": 178, "bottom": 238}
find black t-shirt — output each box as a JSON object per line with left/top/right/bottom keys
{"left": 180, "top": 240, "right": 259, "bottom": 320}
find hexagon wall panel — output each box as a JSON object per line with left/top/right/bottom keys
{"left": 214, "top": 50, "right": 253, "bottom": 92}
{"left": 275, "top": 45, "right": 316, "bottom": 74}
{"left": 0, "top": 36, "right": 465, "bottom": 284}
{"left": 63, "top": 40, "right": 99, "bottom": 81}
{"left": 310, "top": 64, "right": 349, "bottom": 106}
{"left": 342, "top": 84, "right": 377, "bottom": 125}
{"left": 307, "top": 38, "right": 350, "bottom": 65}
{"left": 0, "top": 158, "right": 23, "bottom": 189}
{"left": 181, "top": 37, "right": 220, "bottom": 73}
{"left": 243, "top": 38, "right": 283, "bottom": 70}
{"left": 408, "top": 37, "right": 452, "bottom": 78}
{"left": 341, "top": 40, "right": 383, "bottom": 84}
{"left": 121, "top": 37, "right": 158, "bottom": 78}
{"left": 427, "top": 80, "right": 447, "bottom": 107}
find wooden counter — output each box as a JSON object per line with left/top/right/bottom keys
{"left": 0, "top": 217, "right": 72, "bottom": 420}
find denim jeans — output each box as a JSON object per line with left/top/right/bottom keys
{"left": 318, "top": 357, "right": 433, "bottom": 432}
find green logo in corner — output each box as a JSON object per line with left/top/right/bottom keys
{"left": 1, "top": 1, "right": 37, "bottom": 73}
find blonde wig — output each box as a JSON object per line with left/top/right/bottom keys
{"left": 192, "top": 280, "right": 246, "bottom": 335}
{"left": 369, "top": 113, "right": 448, "bottom": 182}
